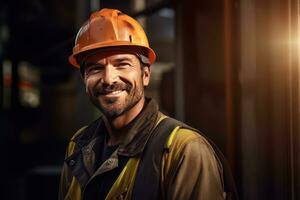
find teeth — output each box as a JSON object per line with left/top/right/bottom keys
{"left": 111, "top": 90, "right": 122, "bottom": 95}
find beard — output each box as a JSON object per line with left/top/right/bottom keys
{"left": 90, "top": 81, "right": 144, "bottom": 119}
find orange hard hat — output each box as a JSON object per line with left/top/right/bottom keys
{"left": 69, "top": 8, "right": 156, "bottom": 68}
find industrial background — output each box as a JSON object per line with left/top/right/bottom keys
{"left": 0, "top": 0, "right": 299, "bottom": 199}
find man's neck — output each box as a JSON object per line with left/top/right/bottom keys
{"left": 103, "top": 97, "right": 145, "bottom": 146}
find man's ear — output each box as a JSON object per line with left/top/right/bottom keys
{"left": 79, "top": 71, "right": 88, "bottom": 93}
{"left": 80, "top": 71, "right": 86, "bottom": 83}
{"left": 143, "top": 66, "right": 151, "bottom": 86}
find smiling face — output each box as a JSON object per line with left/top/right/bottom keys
{"left": 83, "top": 52, "right": 150, "bottom": 119}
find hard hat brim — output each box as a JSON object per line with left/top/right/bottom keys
{"left": 69, "top": 41, "right": 156, "bottom": 68}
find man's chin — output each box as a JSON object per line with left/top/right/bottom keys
{"left": 95, "top": 101, "right": 124, "bottom": 118}
{"left": 92, "top": 93, "right": 143, "bottom": 119}
{"left": 100, "top": 107, "right": 124, "bottom": 119}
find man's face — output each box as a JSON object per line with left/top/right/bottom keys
{"left": 83, "top": 52, "right": 150, "bottom": 118}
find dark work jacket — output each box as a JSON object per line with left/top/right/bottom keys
{"left": 59, "top": 98, "right": 225, "bottom": 200}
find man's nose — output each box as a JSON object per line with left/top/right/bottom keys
{"left": 101, "top": 64, "right": 118, "bottom": 85}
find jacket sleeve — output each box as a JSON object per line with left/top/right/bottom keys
{"left": 162, "top": 128, "right": 225, "bottom": 200}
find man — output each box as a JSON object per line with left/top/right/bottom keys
{"left": 59, "top": 8, "right": 234, "bottom": 200}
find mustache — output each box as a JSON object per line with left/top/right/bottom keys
{"left": 94, "top": 82, "right": 132, "bottom": 95}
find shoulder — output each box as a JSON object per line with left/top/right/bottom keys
{"left": 70, "top": 126, "right": 88, "bottom": 141}
{"left": 157, "top": 115, "right": 215, "bottom": 153}
{"left": 162, "top": 126, "right": 225, "bottom": 199}
{"left": 162, "top": 121, "right": 223, "bottom": 177}
{"left": 65, "top": 126, "right": 87, "bottom": 157}
{"left": 166, "top": 127, "right": 218, "bottom": 161}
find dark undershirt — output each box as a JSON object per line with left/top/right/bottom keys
{"left": 84, "top": 135, "right": 128, "bottom": 200}
{"left": 92, "top": 133, "right": 130, "bottom": 199}
{"left": 96, "top": 143, "right": 119, "bottom": 199}
{"left": 96, "top": 143, "right": 119, "bottom": 170}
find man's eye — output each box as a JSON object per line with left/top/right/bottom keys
{"left": 85, "top": 65, "right": 104, "bottom": 75}
{"left": 118, "top": 62, "right": 131, "bottom": 68}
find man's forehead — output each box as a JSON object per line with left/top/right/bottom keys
{"left": 84, "top": 52, "right": 137, "bottom": 64}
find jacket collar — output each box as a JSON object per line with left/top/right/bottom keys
{"left": 72, "top": 97, "right": 160, "bottom": 157}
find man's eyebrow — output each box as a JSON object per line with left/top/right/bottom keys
{"left": 112, "top": 57, "right": 134, "bottom": 63}
{"left": 83, "top": 56, "right": 134, "bottom": 67}
{"left": 84, "top": 61, "right": 104, "bottom": 68}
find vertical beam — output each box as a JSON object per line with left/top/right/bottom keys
{"left": 224, "top": 0, "right": 236, "bottom": 168}
{"left": 296, "top": 1, "right": 300, "bottom": 198}
{"left": 75, "top": 0, "right": 89, "bottom": 29}
{"left": 174, "top": 2, "right": 185, "bottom": 121}
{"left": 289, "top": 0, "right": 300, "bottom": 198}
{"left": 287, "top": 1, "right": 294, "bottom": 199}
{"left": 239, "top": 0, "right": 259, "bottom": 198}
{"left": 132, "top": 0, "right": 146, "bottom": 31}
{"left": 90, "top": 0, "right": 100, "bottom": 12}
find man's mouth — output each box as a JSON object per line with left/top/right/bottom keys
{"left": 110, "top": 90, "right": 123, "bottom": 95}
{"left": 97, "top": 89, "right": 126, "bottom": 98}
{"left": 95, "top": 83, "right": 131, "bottom": 97}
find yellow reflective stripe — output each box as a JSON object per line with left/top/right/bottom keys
{"left": 67, "top": 126, "right": 87, "bottom": 156}
{"left": 64, "top": 177, "right": 81, "bottom": 200}
{"left": 67, "top": 142, "right": 76, "bottom": 157}
{"left": 71, "top": 126, "right": 87, "bottom": 140}
{"left": 105, "top": 158, "right": 140, "bottom": 200}
{"left": 166, "top": 126, "right": 180, "bottom": 148}
{"left": 157, "top": 114, "right": 167, "bottom": 125}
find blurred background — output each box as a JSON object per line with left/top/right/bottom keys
{"left": 0, "top": 0, "right": 299, "bottom": 199}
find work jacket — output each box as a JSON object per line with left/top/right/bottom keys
{"left": 59, "top": 99, "right": 225, "bottom": 200}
